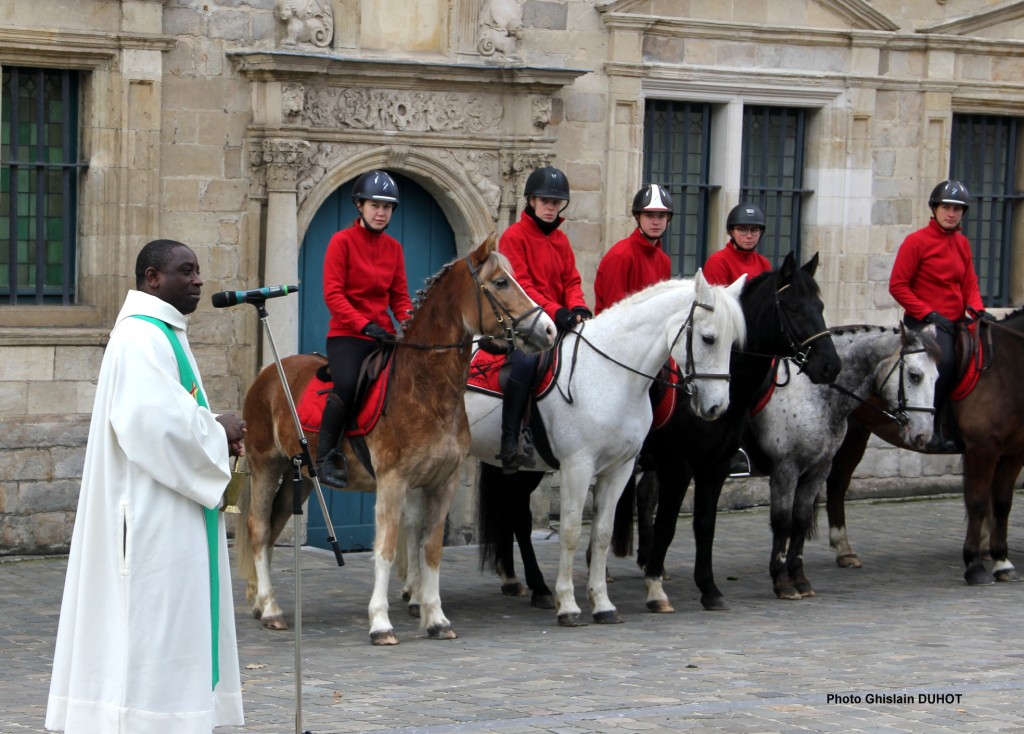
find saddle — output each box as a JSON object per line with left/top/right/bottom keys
{"left": 950, "top": 318, "right": 991, "bottom": 402}
{"left": 466, "top": 345, "right": 559, "bottom": 397}
{"left": 297, "top": 347, "right": 394, "bottom": 436}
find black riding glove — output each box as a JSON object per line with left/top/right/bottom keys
{"left": 571, "top": 306, "right": 593, "bottom": 322}
{"left": 978, "top": 310, "right": 997, "bottom": 323}
{"left": 554, "top": 308, "right": 578, "bottom": 332}
{"left": 924, "top": 311, "right": 955, "bottom": 335}
{"left": 362, "top": 322, "right": 389, "bottom": 341}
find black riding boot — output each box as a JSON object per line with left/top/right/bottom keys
{"left": 316, "top": 393, "right": 350, "bottom": 488}
{"left": 497, "top": 379, "right": 536, "bottom": 474}
{"left": 924, "top": 403, "right": 959, "bottom": 454}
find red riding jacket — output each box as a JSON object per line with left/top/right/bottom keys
{"left": 594, "top": 228, "right": 672, "bottom": 314}
{"left": 499, "top": 210, "right": 588, "bottom": 318}
{"left": 703, "top": 240, "right": 771, "bottom": 286}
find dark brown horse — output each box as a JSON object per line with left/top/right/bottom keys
{"left": 825, "top": 309, "right": 1024, "bottom": 584}
{"left": 236, "top": 235, "right": 556, "bottom": 644}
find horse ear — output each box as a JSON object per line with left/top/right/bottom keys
{"left": 801, "top": 251, "right": 820, "bottom": 277}
{"left": 469, "top": 233, "right": 498, "bottom": 268}
{"left": 694, "top": 268, "right": 711, "bottom": 299}
{"left": 780, "top": 251, "right": 797, "bottom": 280}
{"left": 725, "top": 273, "right": 747, "bottom": 298}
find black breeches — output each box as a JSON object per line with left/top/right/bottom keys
{"left": 508, "top": 347, "right": 540, "bottom": 386}
{"left": 325, "top": 336, "right": 378, "bottom": 405}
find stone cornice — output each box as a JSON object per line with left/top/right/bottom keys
{"left": 919, "top": 0, "right": 1024, "bottom": 36}
{"left": 228, "top": 51, "right": 589, "bottom": 95}
{"left": 596, "top": 14, "right": 1024, "bottom": 56}
{"left": 0, "top": 26, "right": 176, "bottom": 65}
{"left": 598, "top": 0, "right": 899, "bottom": 30}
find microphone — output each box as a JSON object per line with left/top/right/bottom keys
{"left": 211, "top": 284, "right": 299, "bottom": 308}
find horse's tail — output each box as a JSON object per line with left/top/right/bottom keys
{"left": 477, "top": 461, "right": 510, "bottom": 573}
{"left": 611, "top": 475, "right": 636, "bottom": 558}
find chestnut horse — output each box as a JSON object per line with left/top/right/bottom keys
{"left": 825, "top": 309, "right": 1024, "bottom": 585}
{"left": 237, "top": 236, "right": 556, "bottom": 645}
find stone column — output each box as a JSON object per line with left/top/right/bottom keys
{"left": 259, "top": 138, "right": 309, "bottom": 364}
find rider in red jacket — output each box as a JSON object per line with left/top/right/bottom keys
{"left": 317, "top": 170, "right": 413, "bottom": 488}
{"left": 497, "top": 166, "right": 591, "bottom": 472}
{"left": 703, "top": 203, "right": 772, "bottom": 286}
{"left": 594, "top": 184, "right": 674, "bottom": 314}
{"left": 889, "top": 179, "right": 991, "bottom": 453}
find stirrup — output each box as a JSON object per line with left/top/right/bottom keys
{"left": 316, "top": 448, "right": 348, "bottom": 488}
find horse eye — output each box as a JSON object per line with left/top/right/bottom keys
{"left": 492, "top": 277, "right": 508, "bottom": 289}
{"left": 908, "top": 371, "right": 922, "bottom": 385}
{"left": 702, "top": 334, "right": 716, "bottom": 346}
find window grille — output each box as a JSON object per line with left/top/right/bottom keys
{"left": 950, "top": 114, "right": 1022, "bottom": 307}
{"left": 740, "top": 106, "right": 812, "bottom": 265}
{"left": 643, "top": 100, "right": 716, "bottom": 276}
{"left": 1, "top": 67, "right": 85, "bottom": 305}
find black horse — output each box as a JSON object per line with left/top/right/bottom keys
{"left": 477, "top": 253, "right": 842, "bottom": 611}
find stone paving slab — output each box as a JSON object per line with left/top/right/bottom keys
{"left": 3, "top": 493, "right": 1024, "bottom": 733}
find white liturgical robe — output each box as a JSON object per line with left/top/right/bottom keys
{"left": 46, "top": 290, "right": 243, "bottom": 733}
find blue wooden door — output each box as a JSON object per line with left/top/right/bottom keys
{"left": 298, "top": 173, "right": 457, "bottom": 551}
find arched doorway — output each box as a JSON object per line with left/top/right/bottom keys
{"left": 298, "top": 173, "right": 457, "bottom": 551}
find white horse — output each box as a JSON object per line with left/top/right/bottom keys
{"left": 746, "top": 325, "right": 940, "bottom": 600}
{"left": 465, "top": 271, "right": 747, "bottom": 626}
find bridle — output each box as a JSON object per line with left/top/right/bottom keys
{"left": 828, "top": 340, "right": 934, "bottom": 427}
{"left": 555, "top": 296, "right": 731, "bottom": 404}
{"left": 773, "top": 283, "right": 832, "bottom": 370}
{"left": 385, "top": 254, "right": 545, "bottom": 351}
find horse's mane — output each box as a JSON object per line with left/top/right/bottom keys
{"left": 828, "top": 324, "right": 941, "bottom": 363}
{"left": 596, "top": 277, "right": 746, "bottom": 346}
{"left": 404, "top": 249, "right": 508, "bottom": 327}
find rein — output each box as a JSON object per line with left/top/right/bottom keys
{"left": 380, "top": 254, "right": 545, "bottom": 352}
{"left": 827, "top": 343, "right": 934, "bottom": 426}
{"left": 772, "top": 283, "right": 831, "bottom": 369}
{"left": 553, "top": 297, "right": 729, "bottom": 405}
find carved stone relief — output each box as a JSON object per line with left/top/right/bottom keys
{"left": 299, "top": 87, "right": 503, "bottom": 133}
{"left": 437, "top": 148, "right": 503, "bottom": 220}
{"left": 249, "top": 138, "right": 311, "bottom": 196}
{"left": 478, "top": 0, "right": 523, "bottom": 63}
{"left": 278, "top": 0, "right": 334, "bottom": 49}
{"left": 532, "top": 96, "right": 552, "bottom": 130}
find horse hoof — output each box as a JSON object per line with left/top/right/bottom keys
{"left": 593, "top": 610, "right": 623, "bottom": 624}
{"left": 646, "top": 599, "right": 675, "bottom": 614}
{"left": 370, "top": 630, "right": 400, "bottom": 646}
{"left": 835, "top": 554, "right": 862, "bottom": 569}
{"left": 407, "top": 604, "right": 420, "bottom": 618}
{"left": 995, "top": 569, "right": 1022, "bottom": 582}
{"left": 557, "top": 612, "right": 587, "bottom": 627}
{"left": 501, "top": 582, "right": 528, "bottom": 597}
{"left": 261, "top": 615, "right": 289, "bottom": 631}
{"left": 700, "top": 597, "right": 729, "bottom": 612}
{"left": 795, "top": 582, "right": 816, "bottom": 598}
{"left": 964, "top": 562, "right": 994, "bottom": 585}
{"left": 532, "top": 593, "right": 556, "bottom": 610}
{"left": 774, "top": 586, "right": 801, "bottom": 600}
{"left": 427, "top": 624, "right": 458, "bottom": 640}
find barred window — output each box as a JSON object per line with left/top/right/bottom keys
{"left": 1, "top": 67, "right": 84, "bottom": 305}
{"left": 643, "top": 99, "right": 715, "bottom": 276}
{"left": 950, "top": 114, "right": 1022, "bottom": 307}
{"left": 740, "top": 106, "right": 812, "bottom": 265}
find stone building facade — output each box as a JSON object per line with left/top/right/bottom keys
{"left": 1, "top": 0, "right": 1021, "bottom": 553}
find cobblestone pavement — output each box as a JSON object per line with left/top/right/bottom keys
{"left": 4, "top": 493, "right": 1024, "bottom": 733}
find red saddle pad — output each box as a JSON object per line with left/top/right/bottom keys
{"left": 297, "top": 363, "right": 390, "bottom": 436}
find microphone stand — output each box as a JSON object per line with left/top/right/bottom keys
{"left": 247, "top": 297, "right": 344, "bottom": 734}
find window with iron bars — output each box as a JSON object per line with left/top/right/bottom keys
{"left": 642, "top": 99, "right": 715, "bottom": 277}
{"left": 950, "top": 114, "right": 1022, "bottom": 307}
{"left": 739, "top": 106, "right": 812, "bottom": 266}
{"left": 1, "top": 66, "right": 85, "bottom": 305}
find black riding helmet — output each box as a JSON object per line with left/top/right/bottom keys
{"left": 632, "top": 184, "right": 674, "bottom": 219}
{"left": 928, "top": 179, "right": 970, "bottom": 211}
{"left": 524, "top": 166, "right": 570, "bottom": 202}
{"left": 726, "top": 203, "right": 766, "bottom": 231}
{"left": 351, "top": 170, "right": 400, "bottom": 210}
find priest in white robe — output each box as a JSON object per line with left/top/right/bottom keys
{"left": 47, "top": 240, "right": 246, "bottom": 733}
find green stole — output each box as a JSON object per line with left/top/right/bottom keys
{"left": 131, "top": 315, "right": 220, "bottom": 690}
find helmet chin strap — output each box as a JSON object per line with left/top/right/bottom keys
{"left": 359, "top": 211, "right": 387, "bottom": 234}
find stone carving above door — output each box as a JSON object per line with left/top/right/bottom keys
{"left": 298, "top": 87, "right": 504, "bottom": 133}
{"left": 478, "top": 0, "right": 524, "bottom": 63}
{"left": 278, "top": 0, "right": 334, "bottom": 48}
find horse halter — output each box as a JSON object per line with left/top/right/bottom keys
{"left": 466, "top": 254, "right": 545, "bottom": 350}
{"left": 774, "top": 283, "right": 831, "bottom": 369}
{"left": 671, "top": 298, "right": 733, "bottom": 397}
{"left": 828, "top": 341, "right": 934, "bottom": 427}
